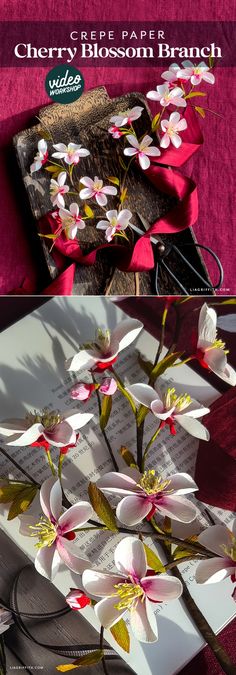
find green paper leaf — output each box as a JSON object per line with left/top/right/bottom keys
{"left": 110, "top": 619, "right": 130, "bottom": 653}
{"left": 0, "top": 483, "right": 29, "bottom": 503}
{"left": 221, "top": 299, "right": 236, "bottom": 304}
{"left": 100, "top": 395, "right": 112, "bottom": 431}
{"left": 44, "top": 165, "right": 60, "bottom": 172}
{"left": 144, "top": 544, "right": 165, "bottom": 573}
{"left": 120, "top": 187, "right": 127, "bottom": 203}
{"left": 119, "top": 157, "right": 127, "bottom": 171}
{"left": 185, "top": 91, "right": 206, "bottom": 99}
{"left": 38, "top": 233, "right": 58, "bottom": 239}
{"left": 173, "top": 535, "right": 198, "bottom": 560}
{"left": 7, "top": 485, "right": 38, "bottom": 521}
{"left": 195, "top": 106, "right": 206, "bottom": 119}
{"left": 56, "top": 650, "right": 104, "bottom": 671}
{"left": 119, "top": 446, "right": 138, "bottom": 468}
{"left": 107, "top": 176, "right": 120, "bottom": 186}
{"left": 151, "top": 112, "right": 160, "bottom": 132}
{"left": 88, "top": 482, "right": 118, "bottom": 531}
{"left": 150, "top": 351, "right": 184, "bottom": 381}
{"left": 84, "top": 204, "right": 94, "bottom": 218}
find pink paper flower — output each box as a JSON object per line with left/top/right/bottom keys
{"left": 50, "top": 171, "right": 69, "bottom": 208}
{"left": 177, "top": 60, "right": 215, "bottom": 86}
{"left": 194, "top": 303, "right": 236, "bottom": 385}
{"left": 195, "top": 520, "right": 236, "bottom": 584}
{"left": 97, "top": 468, "right": 198, "bottom": 525}
{"left": 161, "top": 63, "right": 180, "bottom": 83}
{"left": 0, "top": 408, "right": 93, "bottom": 447}
{"left": 30, "top": 139, "right": 48, "bottom": 173}
{"left": 125, "top": 384, "right": 210, "bottom": 440}
{"left": 19, "top": 477, "right": 93, "bottom": 579}
{"left": 52, "top": 142, "right": 90, "bottom": 165}
{"left": 160, "top": 112, "right": 187, "bottom": 149}
{"left": 97, "top": 208, "right": 133, "bottom": 241}
{"left": 124, "top": 135, "right": 161, "bottom": 170}
{"left": 147, "top": 83, "right": 187, "bottom": 108}
{"left": 79, "top": 176, "right": 117, "bottom": 206}
{"left": 109, "top": 106, "right": 144, "bottom": 128}
{"left": 65, "top": 318, "right": 143, "bottom": 373}
{"left": 59, "top": 203, "right": 85, "bottom": 239}
{"left": 82, "top": 536, "right": 183, "bottom": 642}
{"left": 70, "top": 383, "right": 96, "bottom": 401}
{"left": 66, "top": 589, "right": 91, "bottom": 610}
{"left": 108, "top": 125, "right": 124, "bottom": 139}
{"left": 99, "top": 377, "right": 117, "bottom": 396}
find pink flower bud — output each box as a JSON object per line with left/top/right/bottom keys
{"left": 66, "top": 589, "right": 91, "bottom": 610}
{"left": 70, "top": 383, "right": 95, "bottom": 401}
{"left": 99, "top": 377, "right": 117, "bottom": 396}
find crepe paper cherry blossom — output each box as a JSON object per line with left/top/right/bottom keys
{"left": 0, "top": 407, "right": 93, "bottom": 447}
{"left": 65, "top": 318, "right": 143, "bottom": 373}
{"left": 71, "top": 382, "right": 97, "bottom": 401}
{"left": 79, "top": 176, "right": 117, "bottom": 207}
{"left": 66, "top": 589, "right": 92, "bottom": 610}
{"left": 108, "top": 125, "right": 124, "bottom": 139}
{"left": 82, "top": 536, "right": 183, "bottom": 642}
{"left": 97, "top": 468, "right": 198, "bottom": 525}
{"left": 49, "top": 171, "right": 69, "bottom": 208}
{"left": 58, "top": 203, "right": 85, "bottom": 239}
{"left": 124, "top": 135, "right": 161, "bottom": 170}
{"left": 194, "top": 303, "right": 236, "bottom": 386}
{"left": 161, "top": 63, "right": 180, "bottom": 83}
{"left": 160, "top": 112, "right": 188, "bottom": 149}
{"left": 125, "top": 384, "right": 210, "bottom": 441}
{"left": 146, "top": 83, "right": 187, "bottom": 108}
{"left": 19, "top": 477, "right": 93, "bottom": 579}
{"left": 52, "top": 142, "right": 90, "bottom": 165}
{"left": 110, "top": 106, "right": 144, "bottom": 128}
{"left": 97, "top": 208, "right": 133, "bottom": 242}
{"left": 195, "top": 520, "right": 236, "bottom": 584}
{"left": 0, "top": 607, "right": 13, "bottom": 635}
{"left": 99, "top": 378, "right": 117, "bottom": 396}
{"left": 177, "top": 60, "right": 215, "bottom": 86}
{"left": 30, "top": 139, "right": 48, "bottom": 173}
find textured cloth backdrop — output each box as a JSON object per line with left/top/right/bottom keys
{"left": 0, "top": 1, "right": 235, "bottom": 293}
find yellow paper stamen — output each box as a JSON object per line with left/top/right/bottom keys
{"left": 221, "top": 534, "right": 236, "bottom": 562}
{"left": 29, "top": 517, "right": 57, "bottom": 549}
{"left": 138, "top": 469, "right": 171, "bottom": 495}
{"left": 205, "top": 338, "right": 229, "bottom": 355}
{"left": 164, "top": 387, "right": 191, "bottom": 412}
{"left": 95, "top": 328, "right": 111, "bottom": 353}
{"left": 113, "top": 582, "right": 144, "bottom": 611}
{"left": 26, "top": 408, "right": 62, "bottom": 429}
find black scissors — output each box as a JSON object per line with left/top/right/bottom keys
{"left": 130, "top": 213, "right": 223, "bottom": 295}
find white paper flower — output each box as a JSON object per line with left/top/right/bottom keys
{"left": 82, "top": 536, "right": 182, "bottom": 642}
{"left": 177, "top": 60, "right": 215, "bottom": 86}
{"left": 109, "top": 106, "right": 144, "bottom": 128}
{"left": 49, "top": 171, "right": 69, "bottom": 208}
{"left": 108, "top": 125, "right": 123, "bottom": 139}
{"left": 0, "top": 607, "right": 13, "bottom": 635}
{"left": 0, "top": 408, "right": 93, "bottom": 447}
{"left": 161, "top": 63, "right": 180, "bottom": 83}
{"left": 147, "top": 83, "right": 187, "bottom": 108}
{"left": 79, "top": 176, "right": 117, "bottom": 206}
{"left": 30, "top": 139, "right": 48, "bottom": 173}
{"left": 160, "top": 112, "right": 187, "bottom": 149}
{"left": 65, "top": 318, "right": 143, "bottom": 373}
{"left": 20, "top": 477, "right": 93, "bottom": 580}
{"left": 195, "top": 303, "right": 236, "bottom": 385}
{"left": 97, "top": 468, "right": 198, "bottom": 525}
{"left": 97, "top": 208, "right": 133, "bottom": 241}
{"left": 195, "top": 520, "right": 236, "bottom": 584}
{"left": 52, "top": 142, "right": 90, "bottom": 165}
{"left": 59, "top": 203, "right": 85, "bottom": 239}
{"left": 124, "top": 135, "right": 161, "bottom": 170}
{"left": 125, "top": 384, "right": 210, "bottom": 441}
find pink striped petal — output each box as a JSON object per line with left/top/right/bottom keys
{"left": 94, "top": 596, "right": 126, "bottom": 628}
{"left": 157, "top": 495, "right": 197, "bottom": 523}
{"left": 114, "top": 536, "right": 147, "bottom": 579}
{"left": 35, "top": 544, "right": 60, "bottom": 580}
{"left": 40, "top": 476, "right": 57, "bottom": 520}
{"left": 141, "top": 574, "right": 183, "bottom": 602}
{"left": 56, "top": 537, "right": 90, "bottom": 574}
{"left": 116, "top": 495, "right": 151, "bottom": 525}
{"left": 82, "top": 570, "right": 123, "bottom": 597}
{"left": 195, "top": 557, "right": 235, "bottom": 584}
{"left": 58, "top": 501, "right": 92, "bottom": 532}
{"left": 130, "top": 597, "right": 158, "bottom": 643}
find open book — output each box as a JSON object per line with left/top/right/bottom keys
{"left": 0, "top": 297, "right": 235, "bottom": 675}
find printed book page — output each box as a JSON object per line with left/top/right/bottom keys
{"left": 0, "top": 297, "right": 235, "bottom": 675}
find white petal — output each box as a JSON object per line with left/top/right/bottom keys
{"left": 18, "top": 514, "right": 37, "bottom": 536}
{"left": 126, "top": 134, "right": 140, "bottom": 149}
{"left": 97, "top": 471, "right": 139, "bottom": 495}
{"left": 65, "top": 349, "right": 97, "bottom": 372}
{"left": 151, "top": 400, "right": 173, "bottom": 419}
{"left": 58, "top": 171, "right": 67, "bottom": 186}
{"left": 169, "top": 112, "right": 181, "bottom": 125}
{"left": 197, "top": 303, "right": 217, "bottom": 348}
{"left": 64, "top": 411, "right": 93, "bottom": 430}
{"left": 198, "top": 524, "right": 235, "bottom": 556}
{"left": 203, "top": 71, "right": 215, "bottom": 84}
{"left": 114, "top": 536, "right": 147, "bottom": 578}
{"left": 130, "top": 597, "right": 158, "bottom": 643}
{"left": 111, "top": 318, "right": 143, "bottom": 354}
{"left": 167, "top": 472, "right": 198, "bottom": 495}
{"left": 102, "top": 186, "right": 117, "bottom": 195}
{"left": 53, "top": 143, "right": 67, "bottom": 152}
{"left": 146, "top": 90, "right": 161, "bottom": 101}
{"left": 195, "top": 558, "right": 235, "bottom": 584}
{"left": 94, "top": 596, "right": 126, "bottom": 629}
{"left": 0, "top": 419, "right": 29, "bottom": 436}
{"left": 117, "top": 209, "right": 132, "bottom": 226}
{"left": 96, "top": 193, "right": 107, "bottom": 206}
{"left": 139, "top": 154, "right": 150, "bottom": 170}
{"left": 50, "top": 479, "right": 62, "bottom": 521}
{"left": 79, "top": 188, "right": 93, "bottom": 199}
{"left": 35, "top": 545, "right": 60, "bottom": 580}
{"left": 171, "top": 133, "right": 182, "bottom": 149}
{"left": 116, "top": 495, "right": 151, "bottom": 525}
{"left": 144, "top": 146, "right": 161, "bottom": 157}
{"left": 40, "top": 476, "right": 57, "bottom": 519}
{"left": 125, "top": 383, "right": 156, "bottom": 408}
{"left": 38, "top": 139, "right": 47, "bottom": 153}
{"left": 180, "top": 399, "right": 210, "bottom": 418}
{"left": 6, "top": 423, "right": 43, "bottom": 446}
{"left": 82, "top": 570, "right": 123, "bottom": 597}
{"left": 56, "top": 537, "right": 90, "bottom": 574}
{"left": 58, "top": 501, "right": 92, "bottom": 532}
{"left": 157, "top": 495, "right": 197, "bottom": 523}
{"left": 175, "top": 415, "right": 210, "bottom": 441}
{"left": 96, "top": 221, "right": 109, "bottom": 230}
{"left": 141, "top": 574, "right": 183, "bottom": 602}
{"left": 80, "top": 176, "right": 94, "bottom": 187}
{"left": 204, "top": 350, "right": 236, "bottom": 385}
{"left": 124, "top": 147, "right": 137, "bottom": 156}
{"left": 160, "top": 133, "right": 170, "bottom": 149}
{"left": 176, "top": 118, "right": 187, "bottom": 132}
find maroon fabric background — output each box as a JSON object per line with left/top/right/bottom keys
{"left": 0, "top": 1, "right": 235, "bottom": 294}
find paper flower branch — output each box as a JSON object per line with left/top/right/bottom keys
{"left": 0, "top": 301, "right": 235, "bottom": 674}
{"left": 30, "top": 59, "right": 216, "bottom": 253}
